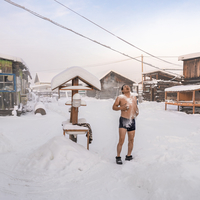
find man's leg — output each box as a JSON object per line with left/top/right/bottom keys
{"left": 117, "top": 128, "right": 126, "bottom": 157}
{"left": 127, "top": 130, "right": 135, "bottom": 156}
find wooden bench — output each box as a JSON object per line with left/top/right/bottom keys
{"left": 62, "top": 119, "right": 90, "bottom": 150}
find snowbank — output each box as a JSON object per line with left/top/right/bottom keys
{"left": 0, "top": 133, "right": 13, "bottom": 153}
{"left": 24, "top": 136, "right": 100, "bottom": 175}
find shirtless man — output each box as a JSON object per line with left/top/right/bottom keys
{"left": 112, "top": 84, "right": 139, "bottom": 164}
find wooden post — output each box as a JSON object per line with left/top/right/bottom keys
{"left": 165, "top": 92, "right": 167, "bottom": 110}
{"left": 71, "top": 77, "right": 79, "bottom": 125}
{"left": 193, "top": 90, "right": 195, "bottom": 114}
{"left": 87, "top": 131, "right": 89, "bottom": 150}
{"left": 70, "top": 77, "right": 79, "bottom": 142}
{"left": 58, "top": 86, "right": 61, "bottom": 99}
{"left": 177, "top": 92, "right": 180, "bottom": 111}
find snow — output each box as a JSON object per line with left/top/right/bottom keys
{"left": 165, "top": 84, "right": 200, "bottom": 92}
{"left": 178, "top": 52, "right": 200, "bottom": 61}
{"left": 34, "top": 102, "right": 46, "bottom": 111}
{"left": 0, "top": 98, "right": 200, "bottom": 200}
{"left": 51, "top": 66, "right": 101, "bottom": 91}
{"left": 61, "top": 85, "right": 92, "bottom": 90}
{"left": 0, "top": 53, "right": 30, "bottom": 71}
{"left": 142, "top": 70, "right": 182, "bottom": 79}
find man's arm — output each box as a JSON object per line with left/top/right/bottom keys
{"left": 112, "top": 97, "right": 127, "bottom": 111}
{"left": 135, "top": 97, "right": 139, "bottom": 116}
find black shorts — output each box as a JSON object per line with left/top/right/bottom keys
{"left": 119, "top": 117, "right": 135, "bottom": 131}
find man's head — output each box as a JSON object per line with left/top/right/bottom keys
{"left": 121, "top": 84, "right": 131, "bottom": 94}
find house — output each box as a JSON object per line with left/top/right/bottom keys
{"left": 0, "top": 54, "right": 31, "bottom": 116}
{"left": 87, "top": 70, "right": 136, "bottom": 99}
{"left": 164, "top": 52, "right": 200, "bottom": 114}
{"left": 178, "top": 52, "right": 200, "bottom": 84}
{"left": 142, "top": 70, "right": 182, "bottom": 102}
{"left": 32, "top": 72, "right": 66, "bottom": 101}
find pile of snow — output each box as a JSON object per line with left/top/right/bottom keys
{"left": 0, "top": 133, "right": 13, "bottom": 153}
{"left": 24, "top": 136, "right": 100, "bottom": 175}
{"left": 1, "top": 98, "right": 200, "bottom": 200}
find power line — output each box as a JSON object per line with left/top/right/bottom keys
{"left": 54, "top": 0, "right": 182, "bottom": 67}
{"left": 30, "top": 57, "right": 140, "bottom": 72}
{"left": 4, "top": 0, "right": 181, "bottom": 78}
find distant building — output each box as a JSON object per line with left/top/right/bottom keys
{"left": 0, "top": 54, "right": 31, "bottom": 116}
{"left": 142, "top": 70, "right": 182, "bottom": 102}
{"left": 32, "top": 72, "right": 66, "bottom": 100}
{"left": 178, "top": 52, "right": 200, "bottom": 84}
{"left": 87, "top": 70, "right": 136, "bottom": 99}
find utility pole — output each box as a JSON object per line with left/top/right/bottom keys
{"left": 141, "top": 54, "right": 143, "bottom": 90}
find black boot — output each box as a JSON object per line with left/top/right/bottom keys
{"left": 116, "top": 156, "right": 123, "bottom": 165}
{"left": 125, "top": 155, "right": 133, "bottom": 161}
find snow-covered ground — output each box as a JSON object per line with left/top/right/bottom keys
{"left": 0, "top": 97, "right": 200, "bottom": 200}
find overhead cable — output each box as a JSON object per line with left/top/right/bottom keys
{"left": 54, "top": 0, "right": 182, "bottom": 67}
{"left": 4, "top": 0, "right": 181, "bottom": 77}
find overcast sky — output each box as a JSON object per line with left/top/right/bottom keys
{"left": 1, "top": 0, "right": 200, "bottom": 83}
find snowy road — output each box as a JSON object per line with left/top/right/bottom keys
{"left": 0, "top": 98, "right": 200, "bottom": 200}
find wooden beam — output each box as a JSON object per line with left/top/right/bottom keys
{"left": 165, "top": 92, "right": 167, "bottom": 110}
{"left": 58, "top": 86, "right": 60, "bottom": 99}
{"left": 177, "top": 92, "right": 180, "bottom": 111}
{"left": 71, "top": 77, "right": 79, "bottom": 125}
{"left": 193, "top": 90, "right": 195, "bottom": 114}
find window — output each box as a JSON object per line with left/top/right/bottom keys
{"left": 0, "top": 74, "right": 15, "bottom": 92}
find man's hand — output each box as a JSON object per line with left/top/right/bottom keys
{"left": 120, "top": 103, "right": 128, "bottom": 111}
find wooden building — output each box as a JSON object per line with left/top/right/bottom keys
{"left": 87, "top": 70, "right": 136, "bottom": 99}
{"left": 165, "top": 85, "right": 200, "bottom": 114}
{"left": 142, "top": 70, "right": 182, "bottom": 102}
{"left": 164, "top": 53, "right": 200, "bottom": 114}
{"left": 178, "top": 52, "right": 200, "bottom": 84}
{"left": 0, "top": 54, "right": 31, "bottom": 116}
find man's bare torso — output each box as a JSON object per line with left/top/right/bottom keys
{"left": 117, "top": 94, "right": 138, "bottom": 119}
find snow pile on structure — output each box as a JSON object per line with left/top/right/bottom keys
{"left": 0, "top": 133, "right": 13, "bottom": 153}
{"left": 25, "top": 136, "right": 100, "bottom": 175}
{"left": 51, "top": 66, "right": 101, "bottom": 90}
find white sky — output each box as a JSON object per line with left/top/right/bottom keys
{"left": 1, "top": 0, "right": 200, "bottom": 83}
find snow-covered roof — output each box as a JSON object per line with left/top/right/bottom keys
{"left": 178, "top": 52, "right": 200, "bottom": 61}
{"left": 0, "top": 53, "right": 31, "bottom": 78}
{"left": 0, "top": 53, "right": 29, "bottom": 70}
{"left": 100, "top": 70, "right": 135, "bottom": 83}
{"left": 31, "top": 84, "right": 51, "bottom": 89}
{"left": 165, "top": 84, "right": 200, "bottom": 92}
{"left": 0, "top": 53, "right": 25, "bottom": 63}
{"left": 51, "top": 66, "right": 101, "bottom": 91}
{"left": 34, "top": 72, "right": 57, "bottom": 83}
{"left": 142, "top": 70, "right": 182, "bottom": 79}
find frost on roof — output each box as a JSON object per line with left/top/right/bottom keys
{"left": 178, "top": 52, "right": 200, "bottom": 61}
{"left": 165, "top": 84, "right": 200, "bottom": 92}
{"left": 51, "top": 66, "right": 101, "bottom": 91}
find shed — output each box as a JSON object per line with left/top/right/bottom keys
{"left": 0, "top": 53, "right": 31, "bottom": 116}
{"left": 178, "top": 52, "right": 200, "bottom": 84}
{"left": 165, "top": 84, "right": 200, "bottom": 114}
{"left": 142, "top": 70, "right": 182, "bottom": 102}
{"left": 87, "top": 70, "right": 136, "bottom": 99}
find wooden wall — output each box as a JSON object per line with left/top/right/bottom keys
{"left": 0, "top": 60, "right": 30, "bottom": 115}
{"left": 183, "top": 58, "right": 200, "bottom": 83}
{"left": 87, "top": 71, "right": 135, "bottom": 99}
{"left": 143, "top": 81, "right": 181, "bottom": 102}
